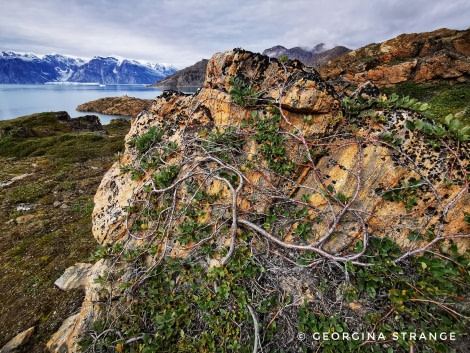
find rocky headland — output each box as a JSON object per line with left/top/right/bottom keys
{"left": 76, "top": 96, "right": 153, "bottom": 117}
{"left": 44, "top": 46, "right": 469, "bottom": 352}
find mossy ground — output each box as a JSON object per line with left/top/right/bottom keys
{"left": 381, "top": 82, "right": 470, "bottom": 124}
{"left": 0, "top": 113, "right": 130, "bottom": 352}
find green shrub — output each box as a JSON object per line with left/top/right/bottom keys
{"left": 9, "top": 183, "right": 49, "bottom": 203}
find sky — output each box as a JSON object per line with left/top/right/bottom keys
{"left": 1, "top": 0, "right": 469, "bottom": 68}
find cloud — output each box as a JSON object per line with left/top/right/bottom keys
{"left": 1, "top": 0, "right": 469, "bottom": 67}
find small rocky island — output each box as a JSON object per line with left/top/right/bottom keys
{"left": 76, "top": 96, "right": 153, "bottom": 117}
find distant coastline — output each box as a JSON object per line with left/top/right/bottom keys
{"left": 0, "top": 84, "right": 164, "bottom": 124}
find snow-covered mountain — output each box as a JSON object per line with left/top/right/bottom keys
{"left": 0, "top": 51, "right": 177, "bottom": 84}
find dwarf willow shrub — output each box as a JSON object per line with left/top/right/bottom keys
{"left": 81, "top": 72, "right": 470, "bottom": 353}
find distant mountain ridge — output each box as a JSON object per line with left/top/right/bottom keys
{"left": 307, "top": 46, "right": 352, "bottom": 67}
{"left": 153, "top": 59, "right": 209, "bottom": 88}
{"left": 262, "top": 43, "right": 328, "bottom": 63}
{"left": 0, "top": 51, "right": 177, "bottom": 84}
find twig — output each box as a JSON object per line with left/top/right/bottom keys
{"left": 247, "top": 303, "right": 260, "bottom": 353}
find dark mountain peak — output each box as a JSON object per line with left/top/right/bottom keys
{"left": 262, "top": 43, "right": 329, "bottom": 64}
{"left": 307, "top": 46, "right": 352, "bottom": 68}
{"left": 312, "top": 43, "right": 326, "bottom": 52}
{"left": 153, "top": 59, "right": 209, "bottom": 88}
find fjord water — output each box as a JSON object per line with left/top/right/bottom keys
{"left": 0, "top": 84, "right": 166, "bottom": 124}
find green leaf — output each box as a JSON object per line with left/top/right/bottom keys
{"left": 367, "top": 286, "right": 377, "bottom": 298}
{"left": 408, "top": 232, "right": 420, "bottom": 241}
{"left": 414, "top": 119, "right": 425, "bottom": 130}
{"left": 464, "top": 212, "right": 470, "bottom": 225}
{"left": 458, "top": 132, "right": 470, "bottom": 142}
{"left": 444, "top": 114, "right": 453, "bottom": 126}
{"left": 418, "top": 103, "right": 429, "bottom": 111}
{"left": 449, "top": 118, "right": 462, "bottom": 131}
{"left": 405, "top": 120, "right": 415, "bottom": 130}
{"left": 460, "top": 126, "right": 470, "bottom": 135}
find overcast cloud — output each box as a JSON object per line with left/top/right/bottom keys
{"left": 0, "top": 0, "right": 468, "bottom": 67}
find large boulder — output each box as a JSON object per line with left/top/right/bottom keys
{"left": 0, "top": 327, "right": 34, "bottom": 353}
{"left": 49, "top": 48, "right": 470, "bottom": 352}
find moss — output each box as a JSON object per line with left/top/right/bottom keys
{"left": 103, "top": 118, "right": 131, "bottom": 135}
{"left": 0, "top": 132, "right": 125, "bottom": 164}
{"left": 0, "top": 112, "right": 128, "bottom": 164}
{"left": 381, "top": 81, "right": 448, "bottom": 102}
{"left": 427, "top": 83, "right": 470, "bottom": 122}
{"left": 0, "top": 114, "right": 131, "bottom": 350}
{"left": 382, "top": 82, "right": 470, "bottom": 125}
{"left": 9, "top": 183, "right": 49, "bottom": 203}
{"left": 0, "top": 112, "right": 72, "bottom": 137}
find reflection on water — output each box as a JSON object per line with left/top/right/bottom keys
{"left": 0, "top": 84, "right": 198, "bottom": 124}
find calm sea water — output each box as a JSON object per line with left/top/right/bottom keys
{"left": 0, "top": 84, "right": 170, "bottom": 125}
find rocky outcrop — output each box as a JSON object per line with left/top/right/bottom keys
{"left": 153, "top": 59, "right": 209, "bottom": 88}
{"left": 47, "top": 260, "right": 108, "bottom": 353}
{"left": 319, "top": 28, "right": 470, "bottom": 90}
{"left": 76, "top": 96, "right": 153, "bottom": 117}
{"left": 56, "top": 112, "right": 104, "bottom": 133}
{"left": 0, "top": 327, "right": 34, "bottom": 353}
{"left": 153, "top": 44, "right": 350, "bottom": 89}
{"left": 0, "top": 111, "right": 103, "bottom": 138}
{"left": 54, "top": 263, "right": 92, "bottom": 291}
{"left": 48, "top": 48, "right": 470, "bottom": 352}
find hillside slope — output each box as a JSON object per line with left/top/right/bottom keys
{"left": 318, "top": 28, "right": 470, "bottom": 89}
{"left": 0, "top": 113, "right": 130, "bottom": 352}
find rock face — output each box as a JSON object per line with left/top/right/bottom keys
{"left": 55, "top": 112, "right": 105, "bottom": 133}
{"left": 319, "top": 28, "right": 470, "bottom": 90}
{"left": 48, "top": 48, "right": 470, "bottom": 351}
{"left": 153, "top": 59, "right": 209, "bottom": 88}
{"left": 153, "top": 44, "right": 351, "bottom": 89}
{"left": 76, "top": 96, "right": 153, "bottom": 117}
{"left": 0, "top": 327, "right": 34, "bottom": 353}
{"left": 47, "top": 261, "right": 108, "bottom": 353}
{"left": 54, "top": 263, "right": 92, "bottom": 291}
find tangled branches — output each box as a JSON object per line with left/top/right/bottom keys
{"left": 82, "top": 54, "right": 470, "bottom": 353}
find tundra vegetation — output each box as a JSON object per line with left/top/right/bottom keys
{"left": 80, "top": 57, "right": 469, "bottom": 353}
{"left": 0, "top": 115, "right": 130, "bottom": 351}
